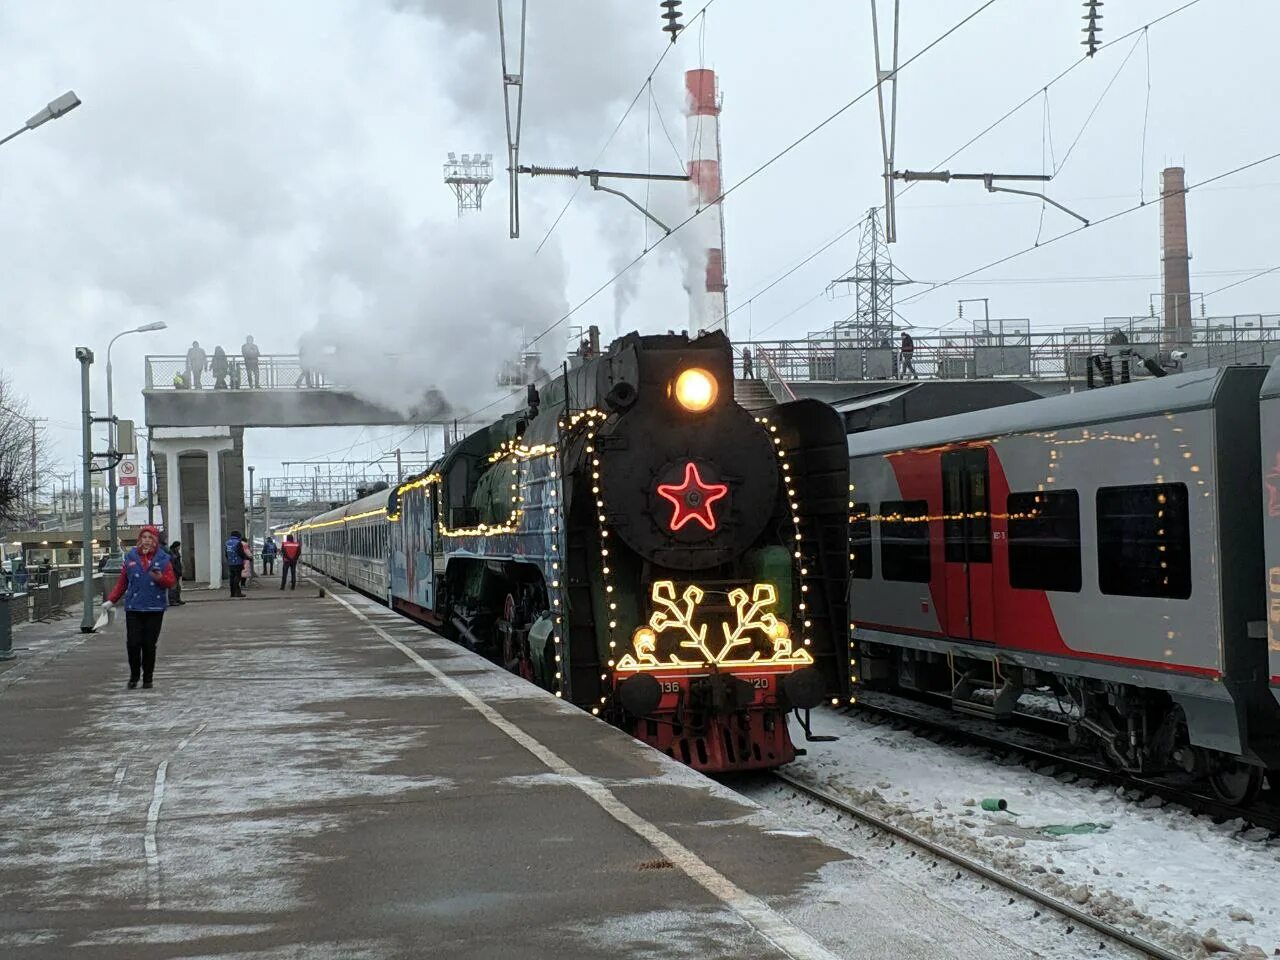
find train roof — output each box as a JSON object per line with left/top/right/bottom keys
{"left": 295, "top": 487, "right": 393, "bottom": 530}
{"left": 1261, "top": 357, "right": 1280, "bottom": 399}
{"left": 846, "top": 366, "right": 1247, "bottom": 457}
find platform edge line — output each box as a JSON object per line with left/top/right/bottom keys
{"left": 324, "top": 587, "right": 844, "bottom": 960}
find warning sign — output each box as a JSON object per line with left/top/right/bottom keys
{"left": 119, "top": 458, "right": 139, "bottom": 487}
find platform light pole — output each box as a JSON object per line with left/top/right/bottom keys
{"left": 76, "top": 347, "right": 96, "bottom": 633}
{"left": 0, "top": 91, "right": 81, "bottom": 150}
{"left": 105, "top": 321, "right": 166, "bottom": 560}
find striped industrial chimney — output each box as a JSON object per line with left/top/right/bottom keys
{"left": 685, "top": 68, "right": 728, "bottom": 334}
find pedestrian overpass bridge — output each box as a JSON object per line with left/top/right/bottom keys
{"left": 140, "top": 353, "right": 481, "bottom": 593}
{"left": 142, "top": 354, "right": 450, "bottom": 428}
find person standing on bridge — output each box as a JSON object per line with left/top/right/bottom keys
{"left": 186, "top": 341, "right": 207, "bottom": 389}
{"left": 900, "top": 331, "right": 918, "bottom": 380}
{"left": 280, "top": 534, "right": 301, "bottom": 590}
{"left": 225, "top": 530, "right": 252, "bottom": 598}
{"left": 212, "top": 346, "right": 230, "bottom": 390}
{"left": 241, "top": 335, "right": 261, "bottom": 388}
{"left": 101, "top": 525, "right": 176, "bottom": 690}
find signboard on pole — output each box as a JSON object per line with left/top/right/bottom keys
{"left": 118, "top": 457, "right": 138, "bottom": 487}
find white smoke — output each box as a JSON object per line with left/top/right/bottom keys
{"left": 303, "top": 0, "right": 709, "bottom": 413}
{"left": 303, "top": 212, "right": 570, "bottom": 416}
{"left": 398, "top": 0, "right": 711, "bottom": 325}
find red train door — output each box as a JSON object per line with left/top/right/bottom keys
{"left": 940, "top": 448, "right": 995, "bottom": 641}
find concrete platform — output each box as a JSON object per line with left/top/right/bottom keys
{"left": 0, "top": 581, "right": 1037, "bottom": 959}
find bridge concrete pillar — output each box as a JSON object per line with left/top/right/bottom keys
{"left": 151, "top": 428, "right": 235, "bottom": 590}
{"left": 206, "top": 447, "right": 223, "bottom": 590}
{"left": 165, "top": 450, "right": 182, "bottom": 551}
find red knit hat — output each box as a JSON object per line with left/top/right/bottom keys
{"left": 139, "top": 524, "right": 161, "bottom": 542}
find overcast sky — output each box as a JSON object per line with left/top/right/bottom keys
{"left": 2, "top": 0, "right": 1277, "bottom": 495}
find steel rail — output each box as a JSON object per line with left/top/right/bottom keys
{"left": 771, "top": 770, "right": 1186, "bottom": 960}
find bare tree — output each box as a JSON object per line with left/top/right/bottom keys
{"left": 0, "top": 372, "right": 46, "bottom": 527}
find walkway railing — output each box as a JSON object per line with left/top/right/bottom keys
{"left": 755, "top": 346, "right": 797, "bottom": 401}
{"left": 145, "top": 355, "right": 334, "bottom": 391}
{"left": 732, "top": 314, "right": 1280, "bottom": 383}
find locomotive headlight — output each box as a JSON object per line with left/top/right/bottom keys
{"left": 673, "top": 367, "right": 717, "bottom": 413}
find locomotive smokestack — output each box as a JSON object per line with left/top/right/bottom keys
{"left": 1160, "top": 166, "right": 1193, "bottom": 348}
{"left": 685, "top": 68, "right": 728, "bottom": 335}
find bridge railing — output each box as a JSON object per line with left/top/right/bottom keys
{"left": 737, "top": 314, "right": 1280, "bottom": 383}
{"left": 145, "top": 355, "right": 336, "bottom": 391}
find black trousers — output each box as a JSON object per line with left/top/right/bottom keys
{"left": 281, "top": 560, "right": 297, "bottom": 589}
{"left": 125, "top": 611, "right": 164, "bottom": 682}
{"left": 245, "top": 361, "right": 260, "bottom": 388}
{"left": 229, "top": 565, "right": 244, "bottom": 597}
{"left": 263, "top": 557, "right": 275, "bottom": 574}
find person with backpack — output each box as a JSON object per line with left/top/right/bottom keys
{"left": 261, "top": 535, "right": 278, "bottom": 575}
{"left": 212, "top": 346, "right": 230, "bottom": 389}
{"left": 101, "top": 525, "right": 176, "bottom": 689}
{"left": 280, "top": 534, "right": 302, "bottom": 590}
{"left": 225, "top": 530, "right": 252, "bottom": 598}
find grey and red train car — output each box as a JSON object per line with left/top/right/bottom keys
{"left": 848, "top": 365, "right": 1280, "bottom": 802}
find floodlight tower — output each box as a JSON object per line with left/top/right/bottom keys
{"left": 444, "top": 152, "right": 495, "bottom": 217}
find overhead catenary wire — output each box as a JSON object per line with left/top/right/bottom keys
{"left": 902, "top": 148, "right": 1280, "bottom": 317}
{"left": 522, "top": 0, "right": 1003, "bottom": 351}
{"left": 1202, "top": 263, "right": 1280, "bottom": 298}
{"left": 703, "top": 0, "right": 1213, "bottom": 342}
{"left": 1053, "top": 29, "right": 1144, "bottom": 176}
{"left": 532, "top": 0, "right": 721, "bottom": 256}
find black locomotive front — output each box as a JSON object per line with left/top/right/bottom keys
{"left": 552, "top": 331, "right": 848, "bottom": 771}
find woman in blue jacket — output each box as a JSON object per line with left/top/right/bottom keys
{"left": 102, "top": 525, "right": 176, "bottom": 689}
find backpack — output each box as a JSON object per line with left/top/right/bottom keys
{"left": 225, "top": 536, "right": 245, "bottom": 567}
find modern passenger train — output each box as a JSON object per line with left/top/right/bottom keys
{"left": 294, "top": 331, "right": 850, "bottom": 773}
{"left": 848, "top": 364, "right": 1280, "bottom": 802}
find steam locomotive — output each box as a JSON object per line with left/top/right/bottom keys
{"left": 293, "top": 331, "right": 849, "bottom": 772}
{"left": 848, "top": 364, "right": 1280, "bottom": 803}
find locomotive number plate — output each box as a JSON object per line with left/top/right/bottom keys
{"left": 660, "top": 680, "right": 682, "bottom": 694}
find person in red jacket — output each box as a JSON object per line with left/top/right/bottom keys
{"left": 280, "top": 534, "right": 302, "bottom": 590}
{"left": 102, "top": 525, "right": 177, "bottom": 689}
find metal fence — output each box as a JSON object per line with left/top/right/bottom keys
{"left": 2, "top": 572, "right": 102, "bottom": 632}
{"left": 145, "top": 354, "right": 334, "bottom": 391}
{"left": 738, "top": 315, "right": 1280, "bottom": 387}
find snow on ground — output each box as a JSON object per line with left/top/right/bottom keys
{"left": 756, "top": 710, "right": 1280, "bottom": 958}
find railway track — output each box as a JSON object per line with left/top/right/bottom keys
{"left": 771, "top": 770, "right": 1189, "bottom": 960}
{"left": 843, "top": 690, "right": 1280, "bottom": 837}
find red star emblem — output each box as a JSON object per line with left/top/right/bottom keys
{"left": 656, "top": 462, "right": 729, "bottom": 532}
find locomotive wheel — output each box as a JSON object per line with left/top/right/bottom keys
{"left": 500, "top": 593, "right": 534, "bottom": 682}
{"left": 1207, "top": 758, "right": 1264, "bottom": 805}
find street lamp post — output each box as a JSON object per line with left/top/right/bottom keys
{"left": 0, "top": 91, "right": 81, "bottom": 150}
{"left": 76, "top": 347, "right": 96, "bottom": 633}
{"left": 105, "top": 322, "right": 166, "bottom": 560}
